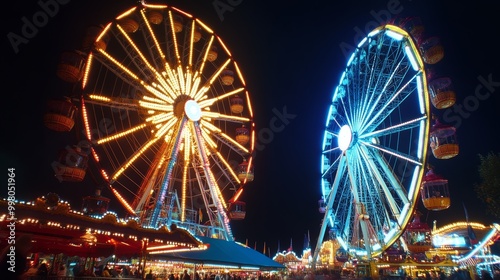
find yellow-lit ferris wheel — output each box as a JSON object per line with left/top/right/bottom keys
{"left": 56, "top": 2, "right": 255, "bottom": 241}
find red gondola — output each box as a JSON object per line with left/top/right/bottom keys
{"left": 43, "top": 98, "right": 77, "bottom": 132}
{"left": 221, "top": 70, "right": 235, "bottom": 86}
{"left": 421, "top": 169, "right": 450, "bottom": 211}
{"left": 53, "top": 145, "right": 89, "bottom": 182}
{"left": 56, "top": 51, "right": 85, "bottom": 83}
{"left": 82, "top": 189, "right": 110, "bottom": 216}
{"left": 419, "top": 36, "right": 444, "bottom": 65}
{"left": 207, "top": 46, "right": 218, "bottom": 62}
{"left": 230, "top": 95, "right": 244, "bottom": 114}
{"left": 147, "top": 10, "right": 163, "bottom": 25}
{"left": 237, "top": 160, "right": 254, "bottom": 182}
{"left": 82, "top": 25, "right": 109, "bottom": 52}
{"left": 428, "top": 77, "right": 456, "bottom": 109}
{"left": 429, "top": 120, "right": 459, "bottom": 159}
{"left": 235, "top": 126, "right": 250, "bottom": 145}
{"left": 118, "top": 17, "right": 139, "bottom": 33}
{"left": 228, "top": 201, "right": 246, "bottom": 220}
{"left": 403, "top": 211, "right": 432, "bottom": 254}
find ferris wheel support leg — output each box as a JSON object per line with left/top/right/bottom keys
{"left": 149, "top": 118, "right": 188, "bottom": 228}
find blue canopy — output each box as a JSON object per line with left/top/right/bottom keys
{"left": 156, "top": 236, "right": 285, "bottom": 271}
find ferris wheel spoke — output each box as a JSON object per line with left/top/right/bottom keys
{"left": 137, "top": 9, "right": 168, "bottom": 70}
{"left": 198, "top": 88, "right": 246, "bottom": 108}
{"left": 358, "top": 57, "right": 408, "bottom": 128}
{"left": 359, "top": 72, "right": 418, "bottom": 135}
{"left": 358, "top": 145, "right": 408, "bottom": 218}
{"left": 110, "top": 135, "right": 161, "bottom": 182}
{"left": 360, "top": 139, "right": 421, "bottom": 166}
{"left": 200, "top": 121, "right": 250, "bottom": 158}
{"left": 360, "top": 115, "right": 426, "bottom": 140}
{"left": 81, "top": 94, "right": 141, "bottom": 112}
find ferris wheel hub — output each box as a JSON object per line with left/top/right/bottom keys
{"left": 338, "top": 125, "right": 352, "bottom": 151}
{"left": 184, "top": 100, "right": 201, "bottom": 121}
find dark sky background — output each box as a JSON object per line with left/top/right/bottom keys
{"left": 2, "top": 0, "right": 500, "bottom": 256}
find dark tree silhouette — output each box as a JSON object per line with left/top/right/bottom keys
{"left": 474, "top": 152, "right": 500, "bottom": 218}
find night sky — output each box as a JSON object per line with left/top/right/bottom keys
{"left": 2, "top": 0, "right": 500, "bottom": 256}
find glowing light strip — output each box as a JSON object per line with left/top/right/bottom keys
{"left": 215, "top": 151, "right": 240, "bottom": 182}
{"left": 368, "top": 29, "right": 380, "bottom": 37}
{"left": 195, "top": 19, "right": 213, "bottom": 34}
{"left": 362, "top": 141, "right": 422, "bottom": 166}
{"left": 217, "top": 36, "right": 232, "bottom": 57}
{"left": 193, "top": 86, "right": 209, "bottom": 102}
{"left": 233, "top": 62, "right": 246, "bottom": 86}
{"left": 188, "top": 21, "right": 195, "bottom": 66}
{"left": 82, "top": 53, "right": 94, "bottom": 89}
{"left": 109, "top": 185, "right": 136, "bottom": 215}
{"left": 398, "top": 203, "right": 410, "bottom": 226}
{"left": 164, "top": 63, "right": 181, "bottom": 97}
{"left": 177, "top": 65, "right": 186, "bottom": 96}
{"left": 357, "top": 37, "right": 367, "bottom": 48}
{"left": 139, "top": 99, "right": 172, "bottom": 111}
{"left": 208, "top": 59, "right": 232, "bottom": 85}
{"left": 417, "top": 119, "right": 425, "bottom": 159}
{"left": 417, "top": 75, "right": 425, "bottom": 114}
{"left": 245, "top": 91, "right": 254, "bottom": 119}
{"left": 96, "top": 22, "right": 112, "bottom": 48}
{"left": 361, "top": 116, "right": 426, "bottom": 139}
{"left": 88, "top": 94, "right": 111, "bottom": 102}
{"left": 80, "top": 98, "right": 92, "bottom": 142}
{"left": 200, "top": 127, "right": 218, "bottom": 149}
{"left": 146, "top": 112, "right": 173, "bottom": 124}
{"left": 386, "top": 29, "right": 404, "bottom": 41}
{"left": 405, "top": 45, "right": 419, "bottom": 71}
{"left": 142, "top": 95, "right": 171, "bottom": 105}
{"left": 143, "top": 3, "right": 167, "bottom": 9}
{"left": 116, "top": 23, "right": 154, "bottom": 70}
{"left": 116, "top": 7, "right": 136, "bottom": 20}
{"left": 433, "top": 222, "right": 488, "bottom": 235}
{"left": 202, "top": 111, "right": 249, "bottom": 122}
{"left": 168, "top": 11, "right": 180, "bottom": 61}
{"left": 155, "top": 117, "right": 177, "bottom": 138}
{"left": 98, "top": 48, "right": 140, "bottom": 81}
{"left": 97, "top": 123, "right": 147, "bottom": 144}
{"left": 181, "top": 130, "right": 190, "bottom": 222}
{"left": 197, "top": 88, "right": 245, "bottom": 108}
{"left": 112, "top": 137, "right": 160, "bottom": 180}
{"left": 231, "top": 187, "right": 244, "bottom": 202}
{"left": 140, "top": 9, "right": 165, "bottom": 60}
{"left": 171, "top": 7, "right": 193, "bottom": 18}
{"left": 185, "top": 71, "right": 193, "bottom": 98}
{"left": 189, "top": 72, "right": 201, "bottom": 98}
{"left": 407, "top": 167, "right": 420, "bottom": 200}
{"left": 199, "top": 35, "right": 215, "bottom": 76}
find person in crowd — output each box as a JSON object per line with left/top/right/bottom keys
{"left": 183, "top": 269, "right": 191, "bottom": 280}
{"left": 102, "top": 266, "right": 112, "bottom": 277}
{"left": 146, "top": 269, "right": 154, "bottom": 280}
{"left": 36, "top": 263, "right": 49, "bottom": 279}
{"left": 57, "top": 264, "right": 67, "bottom": 279}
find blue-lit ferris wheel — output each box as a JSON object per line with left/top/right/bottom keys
{"left": 313, "top": 24, "right": 432, "bottom": 262}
